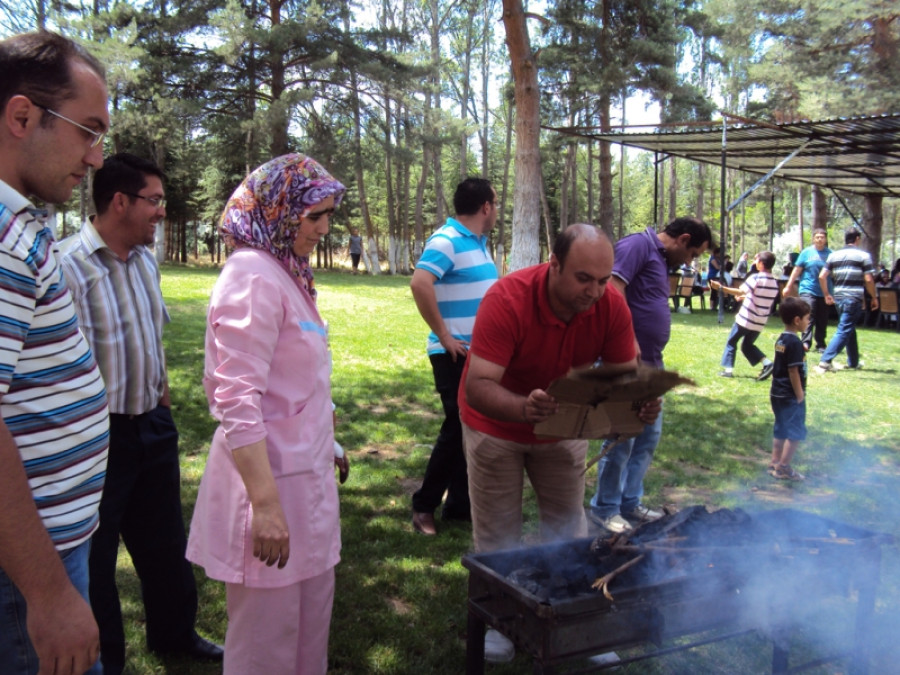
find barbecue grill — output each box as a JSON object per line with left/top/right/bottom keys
{"left": 462, "top": 507, "right": 892, "bottom": 674}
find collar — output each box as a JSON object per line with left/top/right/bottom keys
{"left": 446, "top": 216, "right": 486, "bottom": 243}
{"left": 645, "top": 226, "right": 666, "bottom": 257}
{"left": 0, "top": 178, "right": 36, "bottom": 215}
{"left": 77, "top": 216, "right": 135, "bottom": 260}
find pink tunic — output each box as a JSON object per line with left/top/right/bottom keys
{"left": 187, "top": 248, "right": 341, "bottom": 588}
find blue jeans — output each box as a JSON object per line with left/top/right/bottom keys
{"left": 590, "top": 407, "right": 663, "bottom": 518}
{"left": 720, "top": 322, "right": 765, "bottom": 368}
{"left": 0, "top": 539, "right": 102, "bottom": 675}
{"left": 821, "top": 296, "right": 863, "bottom": 367}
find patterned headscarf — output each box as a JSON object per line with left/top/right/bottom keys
{"left": 219, "top": 154, "right": 346, "bottom": 298}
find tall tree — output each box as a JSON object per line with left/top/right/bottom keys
{"left": 502, "top": 0, "right": 542, "bottom": 270}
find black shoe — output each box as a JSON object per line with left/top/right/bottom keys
{"left": 154, "top": 634, "right": 224, "bottom": 661}
{"left": 756, "top": 363, "right": 774, "bottom": 381}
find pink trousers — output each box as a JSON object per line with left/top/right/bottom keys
{"left": 224, "top": 567, "right": 335, "bottom": 674}
{"left": 463, "top": 424, "right": 588, "bottom": 552}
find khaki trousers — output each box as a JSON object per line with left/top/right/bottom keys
{"left": 463, "top": 424, "right": 588, "bottom": 552}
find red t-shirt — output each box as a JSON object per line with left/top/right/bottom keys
{"left": 459, "top": 263, "right": 636, "bottom": 443}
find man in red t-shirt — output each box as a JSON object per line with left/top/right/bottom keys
{"left": 460, "top": 224, "right": 661, "bottom": 557}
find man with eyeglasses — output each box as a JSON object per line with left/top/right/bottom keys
{"left": 60, "top": 153, "right": 223, "bottom": 674}
{"left": 0, "top": 31, "right": 110, "bottom": 675}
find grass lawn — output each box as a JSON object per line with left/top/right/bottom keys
{"left": 117, "top": 263, "right": 900, "bottom": 674}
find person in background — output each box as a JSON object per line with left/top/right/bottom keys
{"left": 816, "top": 229, "right": 878, "bottom": 373}
{"left": 589, "top": 217, "right": 711, "bottom": 534}
{"left": 61, "top": 153, "right": 222, "bottom": 674}
{"left": 783, "top": 228, "right": 832, "bottom": 353}
{"left": 736, "top": 252, "right": 749, "bottom": 278}
{"left": 0, "top": 30, "right": 110, "bottom": 675}
{"left": 459, "top": 224, "right": 660, "bottom": 663}
{"left": 890, "top": 258, "right": 900, "bottom": 287}
{"left": 707, "top": 247, "right": 722, "bottom": 311}
{"left": 711, "top": 251, "right": 779, "bottom": 380}
{"left": 348, "top": 226, "right": 363, "bottom": 273}
{"left": 410, "top": 178, "right": 498, "bottom": 536}
{"left": 187, "top": 155, "right": 347, "bottom": 674}
{"left": 768, "top": 297, "right": 811, "bottom": 481}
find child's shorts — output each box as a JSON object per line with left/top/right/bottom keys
{"left": 771, "top": 396, "right": 807, "bottom": 441}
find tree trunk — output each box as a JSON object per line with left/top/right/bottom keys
{"left": 497, "top": 88, "right": 514, "bottom": 276}
{"left": 502, "top": 0, "right": 542, "bottom": 270}
{"left": 812, "top": 186, "right": 826, "bottom": 234}
{"left": 268, "top": 0, "right": 289, "bottom": 156}
{"left": 597, "top": 96, "right": 613, "bottom": 239}
{"left": 862, "top": 193, "right": 883, "bottom": 262}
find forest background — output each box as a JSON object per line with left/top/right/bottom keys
{"left": 1, "top": 0, "right": 898, "bottom": 272}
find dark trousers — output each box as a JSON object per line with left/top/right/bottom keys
{"left": 89, "top": 406, "right": 198, "bottom": 674}
{"left": 799, "top": 294, "right": 828, "bottom": 350}
{"left": 412, "top": 352, "right": 470, "bottom": 520}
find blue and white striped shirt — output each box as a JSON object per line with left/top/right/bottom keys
{"left": 0, "top": 179, "right": 109, "bottom": 551}
{"left": 416, "top": 218, "right": 497, "bottom": 355}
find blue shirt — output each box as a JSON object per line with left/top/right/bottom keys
{"left": 795, "top": 244, "right": 832, "bottom": 297}
{"left": 415, "top": 218, "right": 497, "bottom": 355}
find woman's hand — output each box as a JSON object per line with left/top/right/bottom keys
{"left": 232, "top": 440, "right": 290, "bottom": 569}
{"left": 251, "top": 500, "right": 290, "bottom": 568}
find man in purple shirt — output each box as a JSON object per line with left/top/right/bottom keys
{"left": 589, "top": 217, "right": 712, "bottom": 534}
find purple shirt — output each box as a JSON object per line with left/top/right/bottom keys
{"left": 612, "top": 227, "right": 670, "bottom": 367}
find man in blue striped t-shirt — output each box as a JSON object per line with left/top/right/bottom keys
{"left": 0, "top": 31, "right": 110, "bottom": 675}
{"left": 816, "top": 229, "right": 878, "bottom": 372}
{"left": 410, "top": 178, "right": 498, "bottom": 536}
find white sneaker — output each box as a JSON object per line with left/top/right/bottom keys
{"left": 676, "top": 306, "right": 692, "bottom": 314}
{"left": 484, "top": 628, "right": 515, "bottom": 663}
{"left": 624, "top": 505, "right": 664, "bottom": 521}
{"left": 587, "top": 651, "right": 621, "bottom": 669}
{"left": 599, "top": 514, "right": 633, "bottom": 533}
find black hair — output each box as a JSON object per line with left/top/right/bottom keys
{"left": 0, "top": 31, "right": 105, "bottom": 117}
{"left": 453, "top": 178, "right": 494, "bottom": 216}
{"left": 662, "top": 216, "right": 714, "bottom": 249}
{"left": 845, "top": 229, "right": 861, "bottom": 245}
{"left": 93, "top": 153, "right": 166, "bottom": 215}
{"left": 757, "top": 250, "right": 776, "bottom": 270}
{"left": 780, "top": 296, "right": 811, "bottom": 325}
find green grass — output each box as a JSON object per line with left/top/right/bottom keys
{"left": 117, "top": 263, "right": 900, "bottom": 674}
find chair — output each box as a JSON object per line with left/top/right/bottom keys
{"left": 877, "top": 288, "right": 900, "bottom": 331}
{"left": 669, "top": 275, "right": 680, "bottom": 310}
{"left": 679, "top": 272, "right": 706, "bottom": 311}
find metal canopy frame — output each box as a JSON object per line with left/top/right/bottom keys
{"left": 549, "top": 112, "right": 900, "bottom": 200}
{"left": 547, "top": 112, "right": 900, "bottom": 323}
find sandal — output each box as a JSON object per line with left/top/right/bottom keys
{"left": 773, "top": 464, "right": 805, "bottom": 481}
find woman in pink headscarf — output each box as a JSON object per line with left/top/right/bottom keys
{"left": 187, "top": 154, "right": 348, "bottom": 674}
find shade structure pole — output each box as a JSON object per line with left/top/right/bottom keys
{"left": 718, "top": 120, "right": 727, "bottom": 324}
{"left": 654, "top": 151, "right": 659, "bottom": 228}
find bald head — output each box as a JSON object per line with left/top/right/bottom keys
{"left": 548, "top": 224, "right": 614, "bottom": 322}
{"left": 552, "top": 223, "right": 609, "bottom": 270}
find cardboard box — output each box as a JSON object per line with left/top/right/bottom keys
{"left": 534, "top": 364, "right": 694, "bottom": 440}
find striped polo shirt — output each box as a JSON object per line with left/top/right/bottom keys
{"left": 825, "top": 246, "right": 876, "bottom": 300}
{"left": 60, "top": 219, "right": 169, "bottom": 416}
{"left": 415, "top": 217, "right": 497, "bottom": 355}
{"left": 735, "top": 270, "right": 779, "bottom": 332}
{"left": 0, "top": 180, "right": 109, "bottom": 551}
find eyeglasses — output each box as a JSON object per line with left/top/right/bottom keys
{"left": 34, "top": 103, "right": 105, "bottom": 148}
{"left": 123, "top": 193, "right": 167, "bottom": 208}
